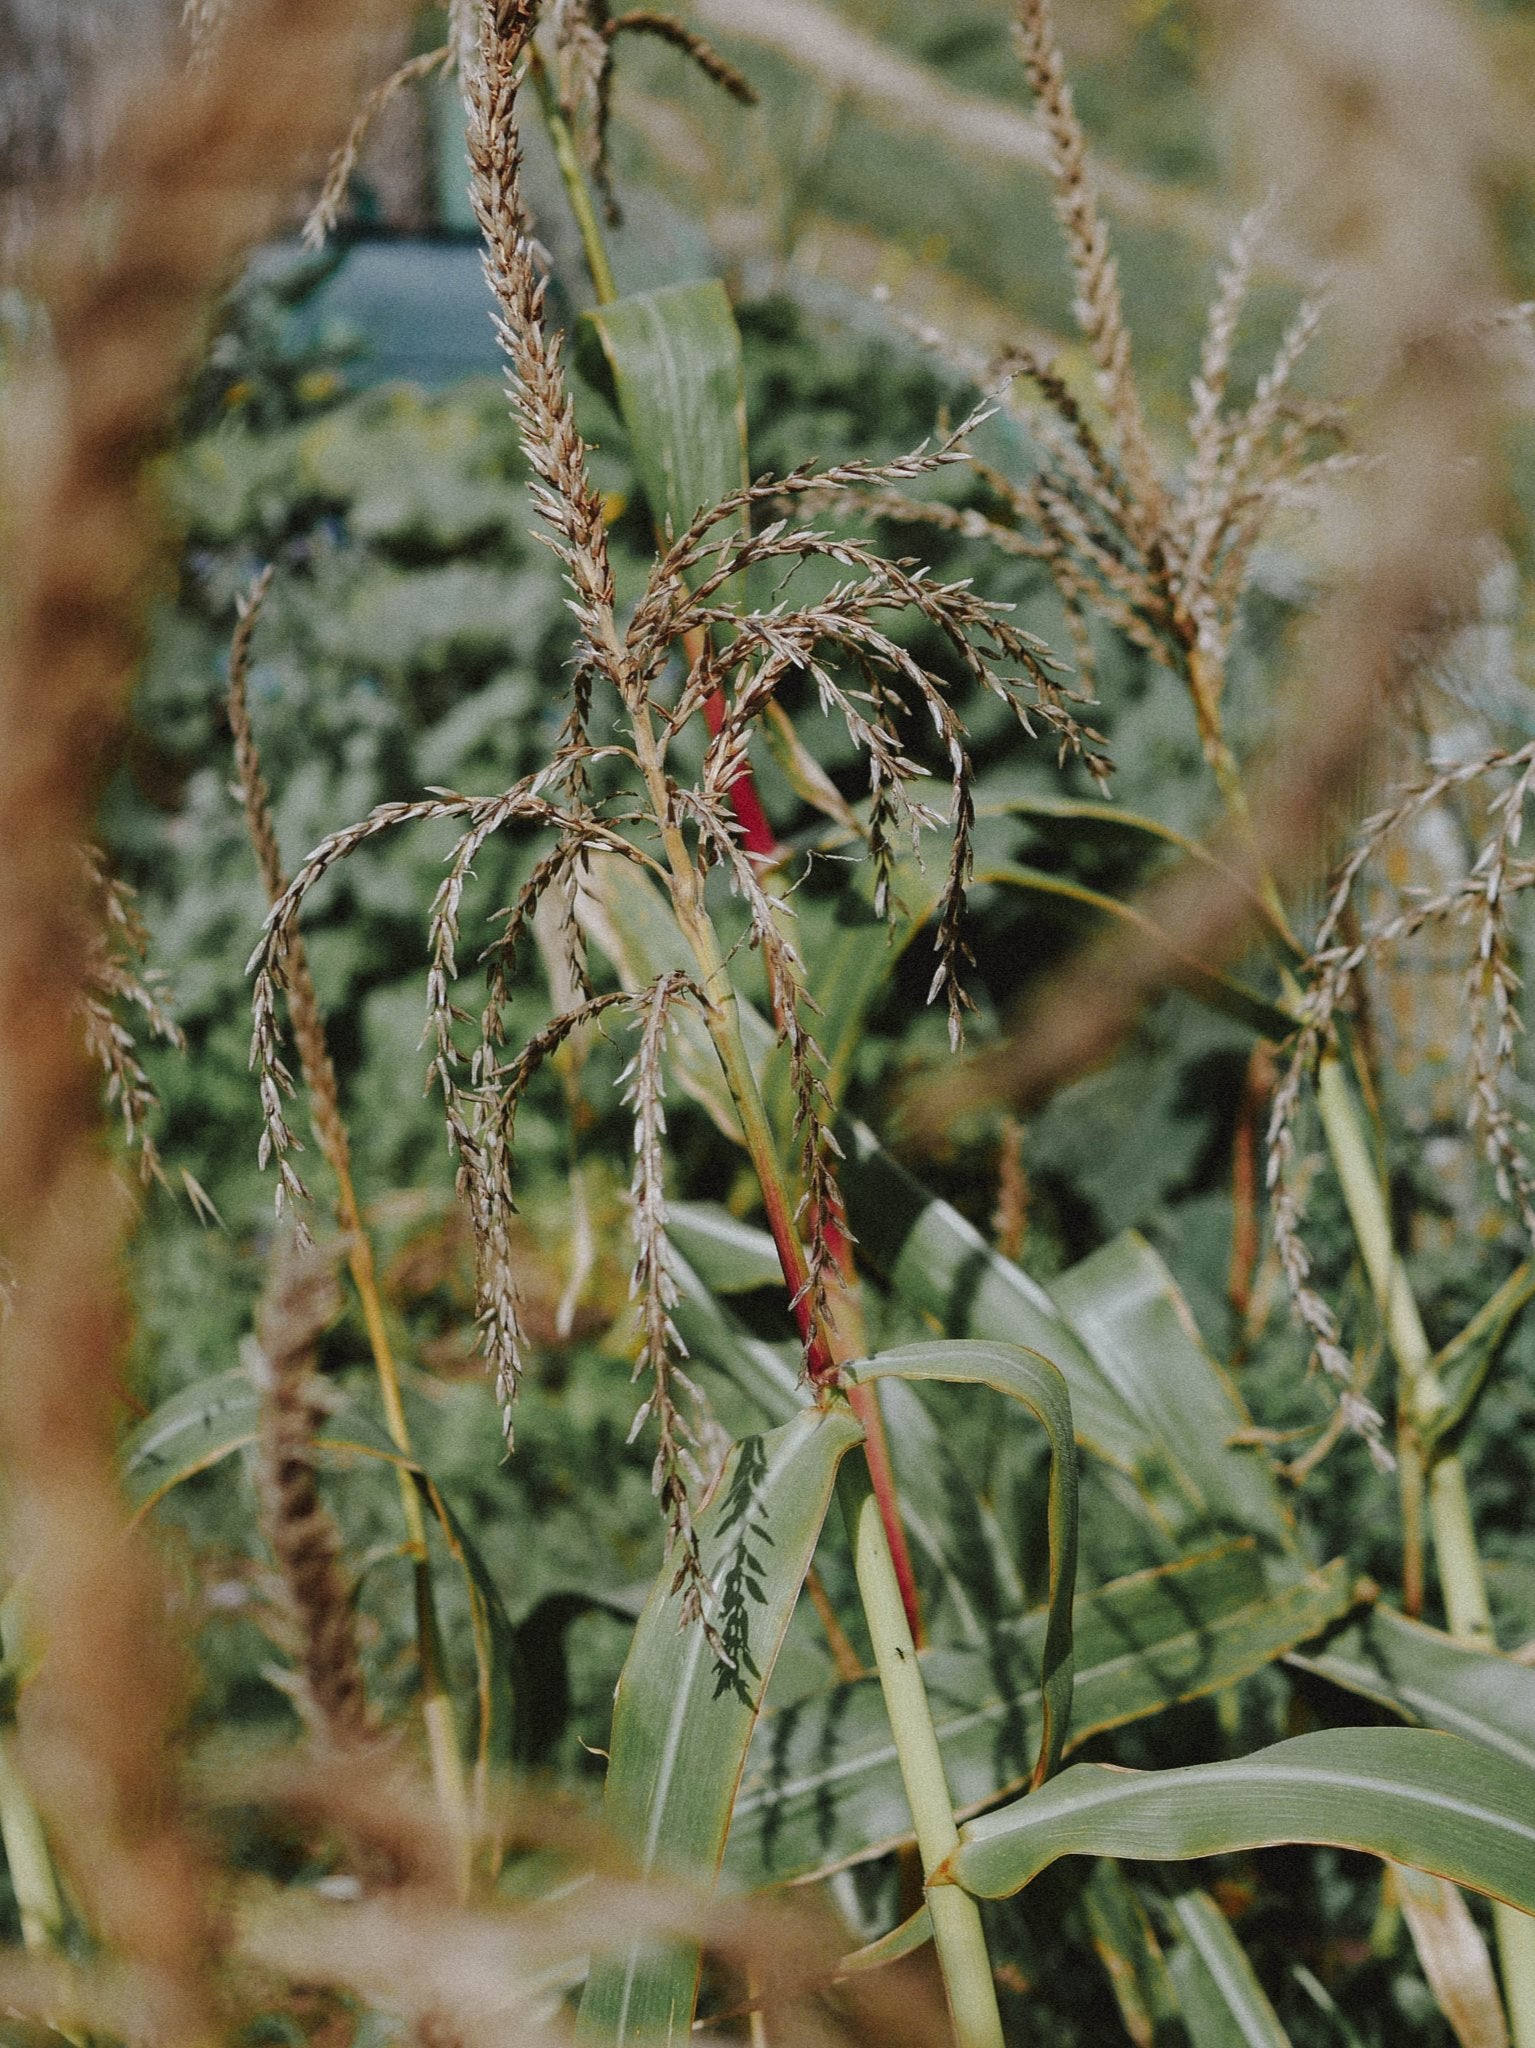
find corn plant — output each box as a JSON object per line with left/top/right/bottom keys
{"left": 7, "top": 1, "right": 1535, "bottom": 2045}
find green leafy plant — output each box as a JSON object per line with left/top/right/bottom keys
{"left": 7, "top": 1, "right": 1535, "bottom": 2045}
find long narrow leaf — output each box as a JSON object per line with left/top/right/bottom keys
{"left": 1289, "top": 1604, "right": 1535, "bottom": 1772}
{"left": 840, "top": 1125, "right": 1298, "bottom": 1564}
{"left": 1080, "top": 1859, "right": 1179, "bottom": 2048}
{"left": 978, "top": 860, "right": 1293, "bottom": 1040}
{"left": 1426, "top": 1260, "right": 1535, "bottom": 1449}
{"left": 727, "top": 1546, "right": 1353, "bottom": 1888}
{"left": 669, "top": 1247, "right": 806, "bottom": 1426}
{"left": 577, "top": 854, "right": 773, "bottom": 1142}
{"left": 578, "top": 1407, "right": 864, "bottom": 2045}
{"left": 759, "top": 854, "right": 940, "bottom": 1132}
{"left": 669, "top": 1203, "right": 785, "bottom": 1295}
{"left": 1392, "top": 1863, "right": 1510, "bottom": 2048}
{"left": 121, "top": 1363, "right": 261, "bottom": 1513}
{"left": 120, "top": 1366, "right": 518, "bottom": 1775}
{"left": 1167, "top": 1890, "right": 1293, "bottom": 2048}
{"left": 943, "top": 1729, "right": 1535, "bottom": 1918}
{"left": 851, "top": 1340, "right": 1077, "bottom": 1784}
{"left": 878, "top": 1373, "right": 1026, "bottom": 1645}
{"left": 582, "top": 279, "right": 749, "bottom": 549}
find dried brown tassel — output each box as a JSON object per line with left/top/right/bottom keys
{"left": 304, "top": 44, "right": 454, "bottom": 248}
{"left": 606, "top": 11, "right": 758, "bottom": 105}
{"left": 1012, "top": 0, "right": 1165, "bottom": 544}
{"left": 228, "top": 566, "right": 353, "bottom": 1195}
{"left": 254, "top": 1235, "right": 371, "bottom": 1750}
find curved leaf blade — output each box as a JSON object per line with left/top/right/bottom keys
{"left": 120, "top": 1367, "right": 518, "bottom": 1778}
{"left": 837, "top": 1904, "right": 934, "bottom": 1977}
{"left": 727, "top": 1545, "right": 1353, "bottom": 1888}
{"left": 840, "top": 1125, "right": 1298, "bottom": 1564}
{"left": 760, "top": 854, "right": 941, "bottom": 1131}
{"left": 944, "top": 1729, "right": 1535, "bottom": 1918}
{"left": 1426, "top": 1259, "right": 1535, "bottom": 1449}
{"left": 669, "top": 1246, "right": 806, "bottom": 1426}
{"left": 877, "top": 1372, "right": 1026, "bottom": 1644}
{"left": 1167, "top": 1890, "right": 1292, "bottom": 2048}
{"left": 1392, "top": 1862, "right": 1510, "bottom": 2048}
{"left": 121, "top": 1365, "right": 259, "bottom": 1514}
{"left": 852, "top": 1340, "right": 1077, "bottom": 1785}
{"left": 577, "top": 854, "right": 773, "bottom": 1142}
{"left": 578, "top": 1407, "right": 864, "bottom": 2045}
{"left": 1289, "top": 1603, "right": 1535, "bottom": 1772}
{"left": 582, "top": 279, "right": 749, "bottom": 550}
{"left": 669, "top": 1202, "right": 785, "bottom": 1296}
{"left": 1080, "top": 1860, "right": 1179, "bottom": 2048}
{"left": 978, "top": 860, "right": 1293, "bottom": 1040}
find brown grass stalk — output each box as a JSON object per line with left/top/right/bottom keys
{"left": 0, "top": 0, "right": 408, "bottom": 2020}
{"left": 228, "top": 568, "right": 474, "bottom": 1875}
{"left": 1013, "top": 0, "right": 1166, "bottom": 546}
{"left": 254, "top": 1236, "right": 372, "bottom": 1749}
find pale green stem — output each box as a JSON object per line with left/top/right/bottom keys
{"left": 328, "top": 1113, "right": 473, "bottom": 1895}
{"left": 527, "top": 47, "right": 618, "bottom": 307}
{"left": 0, "top": 1731, "right": 64, "bottom": 1952}
{"left": 1315, "top": 1052, "right": 1535, "bottom": 2041}
{"left": 1314, "top": 1053, "right": 1489, "bottom": 1637}
{"left": 1494, "top": 1902, "right": 1535, "bottom": 2045}
{"left": 840, "top": 1463, "right": 1006, "bottom": 2048}
{"left": 627, "top": 709, "right": 997, "bottom": 2043}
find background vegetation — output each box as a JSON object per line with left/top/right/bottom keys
{"left": 7, "top": 1, "right": 1535, "bottom": 2044}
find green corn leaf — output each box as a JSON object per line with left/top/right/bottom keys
{"left": 669, "top": 1247, "right": 806, "bottom": 1425}
{"left": 977, "top": 860, "right": 1293, "bottom": 1041}
{"left": 578, "top": 1407, "right": 864, "bottom": 2045}
{"left": 581, "top": 279, "right": 749, "bottom": 553}
{"left": 413, "top": 1471, "right": 520, "bottom": 1784}
{"left": 120, "top": 1365, "right": 518, "bottom": 1776}
{"left": 1048, "top": 1232, "right": 1297, "bottom": 1562}
{"left": 577, "top": 853, "right": 773, "bottom": 1143}
{"left": 1167, "top": 1890, "right": 1293, "bottom": 2048}
{"left": 1290, "top": 1964, "right": 1368, "bottom": 2048}
{"left": 851, "top": 1340, "right": 1078, "bottom": 1785}
{"left": 507, "top": 1587, "right": 647, "bottom": 1769}
{"left": 1391, "top": 1862, "right": 1511, "bottom": 2048}
{"left": 1288, "top": 1602, "right": 1535, "bottom": 1772}
{"left": 671, "top": 1258, "right": 1036, "bottom": 1640}
{"left": 942, "top": 1728, "right": 1535, "bottom": 1918}
{"left": 727, "top": 1545, "right": 1353, "bottom": 1888}
{"left": 121, "top": 1364, "right": 263, "bottom": 1513}
{"left": 837, "top": 1904, "right": 935, "bottom": 1977}
{"left": 878, "top": 1372, "right": 1027, "bottom": 1643}
{"left": 1080, "top": 1859, "right": 1180, "bottom": 2048}
{"left": 668, "top": 1202, "right": 785, "bottom": 1295}
{"left": 839, "top": 1124, "right": 1299, "bottom": 1565}
{"left": 759, "top": 854, "right": 942, "bottom": 1132}
{"left": 980, "top": 791, "right": 1256, "bottom": 878}
{"left": 1424, "top": 1259, "right": 1535, "bottom": 1449}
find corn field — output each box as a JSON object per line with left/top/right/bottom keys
{"left": 4, "top": 1, "right": 1535, "bottom": 2043}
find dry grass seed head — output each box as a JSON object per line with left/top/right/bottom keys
{"left": 303, "top": 44, "right": 454, "bottom": 249}
{"left": 78, "top": 845, "right": 187, "bottom": 1195}
{"left": 618, "top": 970, "right": 724, "bottom": 1645}
{"left": 229, "top": 565, "right": 360, "bottom": 1208}
{"left": 1013, "top": 0, "right": 1165, "bottom": 546}
{"left": 254, "top": 1233, "right": 373, "bottom": 1751}
{"left": 467, "top": 0, "right": 629, "bottom": 706}
{"left": 549, "top": 0, "right": 757, "bottom": 224}
{"left": 1268, "top": 743, "right": 1535, "bottom": 1438}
